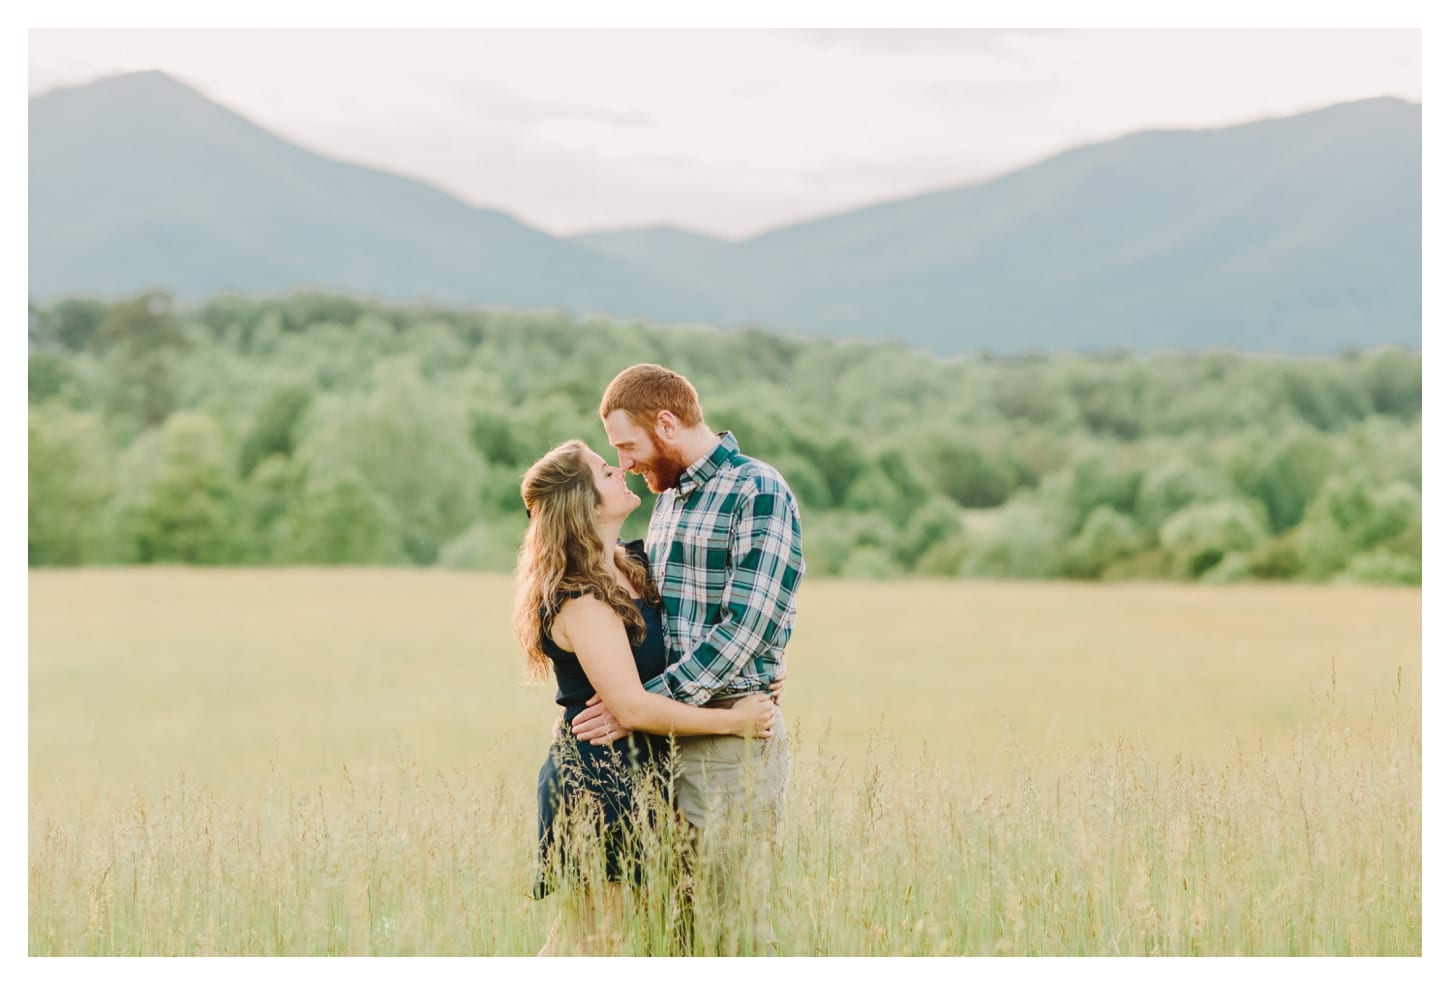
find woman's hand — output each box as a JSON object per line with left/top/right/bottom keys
{"left": 732, "top": 693, "right": 777, "bottom": 739}
{"left": 572, "top": 696, "right": 631, "bottom": 746}
{"left": 768, "top": 666, "right": 787, "bottom": 705}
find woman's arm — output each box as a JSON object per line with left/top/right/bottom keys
{"left": 554, "top": 595, "right": 775, "bottom": 738}
{"left": 574, "top": 659, "right": 788, "bottom": 745}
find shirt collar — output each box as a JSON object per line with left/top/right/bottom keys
{"left": 676, "top": 431, "right": 737, "bottom": 499}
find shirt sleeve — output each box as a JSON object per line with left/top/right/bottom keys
{"left": 641, "top": 478, "right": 803, "bottom": 705}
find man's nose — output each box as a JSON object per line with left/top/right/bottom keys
{"left": 619, "top": 453, "right": 635, "bottom": 471}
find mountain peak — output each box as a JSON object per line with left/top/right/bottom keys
{"left": 30, "top": 68, "right": 233, "bottom": 131}
{"left": 37, "top": 67, "right": 198, "bottom": 100}
{"left": 105, "top": 68, "right": 185, "bottom": 86}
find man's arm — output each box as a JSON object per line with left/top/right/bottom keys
{"left": 641, "top": 478, "right": 803, "bottom": 706}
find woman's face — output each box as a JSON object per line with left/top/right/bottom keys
{"left": 583, "top": 448, "right": 640, "bottom": 522}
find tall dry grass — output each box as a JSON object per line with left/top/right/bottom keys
{"left": 29, "top": 570, "right": 1420, "bottom": 955}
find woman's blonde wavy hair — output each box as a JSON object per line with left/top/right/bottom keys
{"left": 513, "top": 439, "right": 660, "bottom": 682}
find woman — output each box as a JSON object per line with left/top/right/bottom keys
{"left": 513, "top": 439, "right": 775, "bottom": 955}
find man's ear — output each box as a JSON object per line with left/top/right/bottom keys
{"left": 655, "top": 410, "right": 679, "bottom": 440}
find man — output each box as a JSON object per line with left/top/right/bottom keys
{"left": 571, "top": 363, "right": 804, "bottom": 953}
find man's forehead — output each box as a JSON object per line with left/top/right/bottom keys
{"left": 603, "top": 411, "right": 648, "bottom": 445}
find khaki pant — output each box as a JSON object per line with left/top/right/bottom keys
{"left": 672, "top": 702, "right": 789, "bottom": 954}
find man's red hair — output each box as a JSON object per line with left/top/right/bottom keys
{"left": 599, "top": 363, "right": 704, "bottom": 429}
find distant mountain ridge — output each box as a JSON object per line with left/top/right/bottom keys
{"left": 28, "top": 71, "right": 725, "bottom": 321}
{"left": 568, "top": 225, "right": 730, "bottom": 271}
{"left": 29, "top": 72, "right": 1421, "bottom": 354}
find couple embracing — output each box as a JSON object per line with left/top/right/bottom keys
{"left": 511, "top": 363, "right": 804, "bottom": 956}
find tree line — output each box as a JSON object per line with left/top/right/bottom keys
{"left": 28, "top": 292, "right": 1421, "bottom": 584}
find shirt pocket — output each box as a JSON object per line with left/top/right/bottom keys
{"left": 670, "top": 525, "right": 732, "bottom": 595}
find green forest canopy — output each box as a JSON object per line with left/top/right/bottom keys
{"left": 27, "top": 292, "right": 1421, "bottom": 584}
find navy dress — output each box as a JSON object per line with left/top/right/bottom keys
{"left": 533, "top": 558, "right": 672, "bottom": 898}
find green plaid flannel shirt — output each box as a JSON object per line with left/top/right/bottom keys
{"left": 639, "top": 432, "right": 804, "bottom": 706}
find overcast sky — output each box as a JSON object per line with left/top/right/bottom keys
{"left": 27, "top": 28, "right": 1421, "bottom": 240}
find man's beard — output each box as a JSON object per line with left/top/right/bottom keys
{"left": 642, "top": 440, "right": 693, "bottom": 493}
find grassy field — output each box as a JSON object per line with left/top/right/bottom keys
{"left": 29, "top": 569, "right": 1421, "bottom": 955}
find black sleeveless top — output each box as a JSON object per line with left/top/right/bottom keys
{"left": 540, "top": 541, "right": 667, "bottom": 724}
{"left": 533, "top": 542, "right": 671, "bottom": 898}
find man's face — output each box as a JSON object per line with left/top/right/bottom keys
{"left": 602, "top": 409, "right": 690, "bottom": 494}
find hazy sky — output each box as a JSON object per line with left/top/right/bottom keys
{"left": 28, "top": 27, "right": 1421, "bottom": 239}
